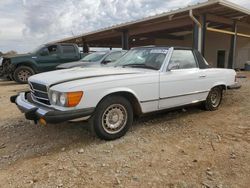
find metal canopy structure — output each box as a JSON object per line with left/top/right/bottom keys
{"left": 49, "top": 0, "right": 250, "bottom": 68}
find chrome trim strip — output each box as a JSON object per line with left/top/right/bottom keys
{"left": 140, "top": 99, "right": 158, "bottom": 103}
{"left": 31, "top": 88, "right": 48, "bottom": 94}
{"left": 30, "top": 93, "right": 51, "bottom": 107}
{"left": 159, "top": 90, "right": 209, "bottom": 100}
{"left": 31, "top": 93, "right": 49, "bottom": 101}
{"left": 140, "top": 90, "right": 209, "bottom": 103}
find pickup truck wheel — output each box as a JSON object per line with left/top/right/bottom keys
{"left": 204, "top": 87, "right": 223, "bottom": 111}
{"left": 13, "top": 66, "right": 35, "bottom": 84}
{"left": 91, "top": 96, "right": 133, "bottom": 140}
{"left": 6, "top": 74, "right": 14, "bottom": 81}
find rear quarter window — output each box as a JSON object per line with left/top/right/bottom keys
{"left": 62, "top": 45, "right": 76, "bottom": 54}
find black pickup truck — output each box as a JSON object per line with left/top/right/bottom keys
{"left": 0, "top": 43, "right": 85, "bottom": 83}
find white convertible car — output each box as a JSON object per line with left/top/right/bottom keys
{"left": 11, "top": 47, "right": 240, "bottom": 140}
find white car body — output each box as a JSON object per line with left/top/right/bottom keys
{"left": 29, "top": 66, "right": 235, "bottom": 114}
{"left": 12, "top": 46, "right": 239, "bottom": 139}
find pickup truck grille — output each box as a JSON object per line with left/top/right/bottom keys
{"left": 29, "top": 82, "right": 50, "bottom": 105}
{"left": 2, "top": 58, "right": 14, "bottom": 74}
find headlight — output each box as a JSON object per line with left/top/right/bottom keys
{"left": 59, "top": 93, "right": 67, "bottom": 106}
{"left": 50, "top": 90, "right": 83, "bottom": 107}
{"left": 51, "top": 92, "right": 57, "bottom": 104}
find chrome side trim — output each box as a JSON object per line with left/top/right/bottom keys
{"left": 140, "top": 90, "right": 209, "bottom": 103}
{"left": 159, "top": 90, "right": 209, "bottom": 100}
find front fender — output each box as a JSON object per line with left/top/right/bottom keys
{"left": 78, "top": 87, "right": 141, "bottom": 110}
{"left": 12, "top": 60, "right": 39, "bottom": 73}
{"left": 101, "top": 87, "right": 140, "bottom": 101}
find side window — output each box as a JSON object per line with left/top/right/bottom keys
{"left": 168, "top": 50, "right": 197, "bottom": 70}
{"left": 61, "top": 45, "right": 76, "bottom": 54}
{"left": 104, "top": 52, "right": 123, "bottom": 63}
{"left": 47, "top": 45, "right": 58, "bottom": 55}
{"left": 40, "top": 45, "right": 58, "bottom": 56}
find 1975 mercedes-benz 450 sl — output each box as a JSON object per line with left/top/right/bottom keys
{"left": 11, "top": 47, "right": 240, "bottom": 140}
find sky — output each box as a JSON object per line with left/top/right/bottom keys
{"left": 0, "top": 0, "right": 249, "bottom": 53}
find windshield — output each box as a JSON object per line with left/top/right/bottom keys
{"left": 115, "top": 48, "right": 168, "bottom": 70}
{"left": 81, "top": 52, "right": 107, "bottom": 62}
{"left": 30, "top": 45, "right": 45, "bottom": 54}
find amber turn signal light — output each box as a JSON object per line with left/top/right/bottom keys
{"left": 67, "top": 91, "right": 83, "bottom": 107}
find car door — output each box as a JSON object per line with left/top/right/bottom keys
{"left": 59, "top": 44, "right": 80, "bottom": 64}
{"left": 159, "top": 49, "right": 209, "bottom": 109}
{"left": 36, "top": 45, "right": 60, "bottom": 72}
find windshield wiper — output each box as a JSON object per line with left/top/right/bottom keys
{"left": 122, "top": 64, "right": 158, "bottom": 70}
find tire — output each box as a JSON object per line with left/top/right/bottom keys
{"left": 13, "top": 66, "right": 35, "bottom": 84}
{"left": 204, "top": 86, "right": 223, "bottom": 111}
{"left": 89, "top": 96, "right": 133, "bottom": 140}
{"left": 7, "top": 74, "right": 14, "bottom": 81}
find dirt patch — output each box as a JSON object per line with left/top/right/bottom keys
{"left": 0, "top": 73, "right": 249, "bottom": 188}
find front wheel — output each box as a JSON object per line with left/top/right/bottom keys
{"left": 90, "top": 96, "right": 133, "bottom": 140}
{"left": 204, "top": 87, "right": 223, "bottom": 111}
{"left": 13, "top": 66, "right": 35, "bottom": 84}
{"left": 5, "top": 74, "right": 14, "bottom": 81}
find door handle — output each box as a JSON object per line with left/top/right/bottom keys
{"left": 199, "top": 75, "right": 206, "bottom": 78}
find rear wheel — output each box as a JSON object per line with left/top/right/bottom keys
{"left": 13, "top": 66, "right": 35, "bottom": 84}
{"left": 89, "top": 96, "right": 133, "bottom": 140}
{"left": 204, "top": 87, "right": 223, "bottom": 111}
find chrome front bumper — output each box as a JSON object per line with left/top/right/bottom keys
{"left": 12, "top": 92, "right": 95, "bottom": 124}
{"left": 15, "top": 92, "right": 51, "bottom": 116}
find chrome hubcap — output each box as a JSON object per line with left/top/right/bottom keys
{"left": 18, "top": 70, "right": 31, "bottom": 81}
{"left": 210, "top": 89, "right": 221, "bottom": 107}
{"left": 102, "top": 104, "right": 127, "bottom": 134}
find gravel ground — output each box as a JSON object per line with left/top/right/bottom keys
{"left": 0, "top": 72, "right": 249, "bottom": 188}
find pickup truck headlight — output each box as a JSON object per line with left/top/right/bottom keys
{"left": 50, "top": 91, "right": 83, "bottom": 107}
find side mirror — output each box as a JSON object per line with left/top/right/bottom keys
{"left": 40, "top": 50, "right": 49, "bottom": 56}
{"left": 102, "top": 60, "right": 112, "bottom": 64}
{"left": 168, "top": 63, "right": 180, "bottom": 71}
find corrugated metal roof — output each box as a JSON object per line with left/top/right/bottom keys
{"left": 50, "top": 0, "right": 250, "bottom": 44}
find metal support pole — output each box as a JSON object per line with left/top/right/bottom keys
{"left": 201, "top": 14, "right": 207, "bottom": 57}
{"left": 228, "top": 21, "right": 237, "bottom": 69}
{"left": 81, "top": 37, "right": 89, "bottom": 53}
{"left": 190, "top": 10, "right": 202, "bottom": 52}
{"left": 193, "top": 23, "right": 199, "bottom": 50}
{"left": 121, "top": 30, "right": 129, "bottom": 50}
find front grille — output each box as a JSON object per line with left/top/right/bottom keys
{"left": 2, "top": 58, "right": 14, "bottom": 74}
{"left": 29, "top": 82, "right": 50, "bottom": 105}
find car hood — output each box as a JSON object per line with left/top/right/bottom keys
{"left": 57, "top": 61, "right": 98, "bottom": 69}
{"left": 29, "top": 67, "right": 150, "bottom": 87}
{"left": 3, "top": 53, "right": 35, "bottom": 64}
{"left": 3, "top": 53, "right": 33, "bottom": 59}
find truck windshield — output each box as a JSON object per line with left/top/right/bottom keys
{"left": 30, "top": 45, "right": 45, "bottom": 54}
{"left": 81, "top": 52, "right": 107, "bottom": 62}
{"left": 115, "top": 48, "right": 168, "bottom": 70}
